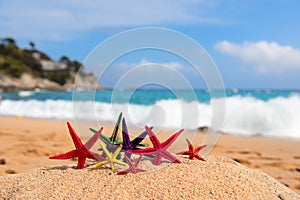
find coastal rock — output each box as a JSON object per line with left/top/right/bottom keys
{"left": 0, "top": 72, "right": 101, "bottom": 91}
{"left": 63, "top": 72, "right": 101, "bottom": 90}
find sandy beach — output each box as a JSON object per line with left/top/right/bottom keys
{"left": 0, "top": 116, "right": 299, "bottom": 199}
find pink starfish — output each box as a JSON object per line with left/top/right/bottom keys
{"left": 128, "top": 126, "right": 183, "bottom": 165}
{"left": 117, "top": 155, "right": 146, "bottom": 175}
{"left": 177, "top": 139, "right": 207, "bottom": 161}
{"left": 49, "top": 122, "right": 105, "bottom": 169}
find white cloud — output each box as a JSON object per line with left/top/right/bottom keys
{"left": 0, "top": 0, "right": 221, "bottom": 41}
{"left": 215, "top": 40, "right": 300, "bottom": 73}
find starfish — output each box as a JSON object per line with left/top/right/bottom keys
{"left": 89, "top": 112, "right": 123, "bottom": 145}
{"left": 105, "top": 118, "right": 150, "bottom": 159}
{"left": 117, "top": 155, "right": 146, "bottom": 175}
{"left": 93, "top": 144, "right": 126, "bottom": 171}
{"left": 177, "top": 139, "right": 207, "bottom": 161}
{"left": 128, "top": 126, "right": 184, "bottom": 166}
{"left": 49, "top": 122, "right": 105, "bottom": 169}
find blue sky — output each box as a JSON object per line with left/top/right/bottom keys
{"left": 1, "top": 0, "right": 300, "bottom": 89}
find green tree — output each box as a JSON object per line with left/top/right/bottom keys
{"left": 29, "top": 41, "right": 35, "bottom": 50}
{"left": 69, "top": 60, "right": 82, "bottom": 72}
{"left": 43, "top": 70, "right": 70, "bottom": 85}
{"left": 59, "top": 55, "right": 70, "bottom": 65}
{"left": 3, "top": 37, "right": 16, "bottom": 46}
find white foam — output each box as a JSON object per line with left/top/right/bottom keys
{"left": 0, "top": 95, "right": 299, "bottom": 138}
{"left": 18, "top": 91, "right": 34, "bottom": 97}
{"left": 222, "top": 95, "right": 300, "bottom": 138}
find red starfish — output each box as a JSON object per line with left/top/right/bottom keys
{"left": 49, "top": 122, "right": 105, "bottom": 169}
{"left": 128, "top": 126, "right": 183, "bottom": 165}
{"left": 117, "top": 155, "right": 146, "bottom": 175}
{"left": 177, "top": 139, "right": 207, "bottom": 161}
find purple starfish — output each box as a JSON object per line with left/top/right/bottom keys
{"left": 103, "top": 118, "right": 151, "bottom": 159}
{"left": 128, "top": 126, "right": 184, "bottom": 166}
{"left": 49, "top": 122, "right": 105, "bottom": 169}
{"left": 117, "top": 155, "right": 146, "bottom": 175}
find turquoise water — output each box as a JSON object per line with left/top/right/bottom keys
{"left": 1, "top": 89, "right": 300, "bottom": 138}
{"left": 2, "top": 89, "right": 299, "bottom": 104}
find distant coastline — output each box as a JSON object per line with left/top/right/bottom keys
{"left": 0, "top": 37, "right": 101, "bottom": 92}
{"left": 0, "top": 71, "right": 102, "bottom": 92}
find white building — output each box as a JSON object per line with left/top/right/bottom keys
{"left": 40, "top": 60, "right": 67, "bottom": 71}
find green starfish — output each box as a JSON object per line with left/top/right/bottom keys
{"left": 89, "top": 112, "right": 123, "bottom": 145}
{"left": 93, "top": 144, "right": 126, "bottom": 171}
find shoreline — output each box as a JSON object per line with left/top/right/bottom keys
{"left": 0, "top": 115, "right": 299, "bottom": 194}
{"left": 0, "top": 114, "right": 299, "bottom": 141}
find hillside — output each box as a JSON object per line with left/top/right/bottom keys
{"left": 0, "top": 37, "right": 101, "bottom": 91}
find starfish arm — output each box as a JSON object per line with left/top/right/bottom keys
{"left": 194, "top": 155, "right": 205, "bottom": 161}
{"left": 117, "top": 170, "right": 130, "bottom": 175}
{"left": 67, "top": 122, "right": 84, "bottom": 150}
{"left": 122, "top": 118, "right": 131, "bottom": 148}
{"left": 127, "top": 148, "right": 156, "bottom": 155}
{"left": 186, "top": 139, "right": 194, "bottom": 153}
{"left": 161, "top": 151, "right": 181, "bottom": 164}
{"left": 194, "top": 154, "right": 206, "bottom": 161}
{"left": 161, "top": 129, "right": 184, "bottom": 149}
{"left": 93, "top": 160, "right": 108, "bottom": 168}
{"left": 110, "top": 162, "right": 115, "bottom": 171}
{"left": 107, "top": 137, "right": 123, "bottom": 145}
{"left": 49, "top": 150, "right": 77, "bottom": 159}
{"left": 194, "top": 144, "right": 207, "bottom": 154}
{"left": 90, "top": 128, "right": 112, "bottom": 145}
{"left": 182, "top": 151, "right": 192, "bottom": 156}
{"left": 176, "top": 151, "right": 190, "bottom": 155}
{"left": 114, "top": 159, "right": 127, "bottom": 166}
{"left": 112, "top": 145, "right": 123, "bottom": 158}
{"left": 137, "top": 143, "right": 148, "bottom": 147}
{"left": 85, "top": 127, "right": 103, "bottom": 150}
{"left": 130, "top": 127, "right": 152, "bottom": 148}
{"left": 133, "top": 155, "right": 143, "bottom": 168}
{"left": 153, "top": 153, "right": 162, "bottom": 165}
{"left": 89, "top": 127, "right": 98, "bottom": 134}
{"left": 124, "top": 151, "right": 132, "bottom": 160}
{"left": 77, "top": 157, "right": 87, "bottom": 169}
{"left": 111, "top": 112, "right": 122, "bottom": 144}
{"left": 124, "top": 155, "right": 134, "bottom": 167}
{"left": 89, "top": 152, "right": 106, "bottom": 161}
{"left": 104, "top": 145, "right": 118, "bottom": 153}
{"left": 145, "top": 126, "right": 161, "bottom": 149}
{"left": 115, "top": 139, "right": 124, "bottom": 144}
{"left": 100, "top": 144, "right": 112, "bottom": 160}
{"left": 118, "top": 155, "right": 146, "bottom": 174}
{"left": 100, "top": 136, "right": 113, "bottom": 145}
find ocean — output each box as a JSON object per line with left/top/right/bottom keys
{"left": 0, "top": 89, "right": 299, "bottom": 139}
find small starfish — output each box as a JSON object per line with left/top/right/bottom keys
{"left": 117, "top": 155, "right": 146, "bottom": 175}
{"left": 49, "top": 122, "right": 105, "bottom": 169}
{"left": 89, "top": 112, "right": 123, "bottom": 145}
{"left": 105, "top": 118, "right": 150, "bottom": 159}
{"left": 93, "top": 144, "right": 126, "bottom": 171}
{"left": 128, "top": 126, "right": 183, "bottom": 165}
{"left": 177, "top": 139, "right": 207, "bottom": 161}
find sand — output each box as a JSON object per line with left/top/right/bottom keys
{"left": 0, "top": 155, "right": 299, "bottom": 199}
{"left": 0, "top": 116, "right": 299, "bottom": 199}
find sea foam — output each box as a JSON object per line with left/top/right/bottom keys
{"left": 0, "top": 95, "right": 299, "bottom": 138}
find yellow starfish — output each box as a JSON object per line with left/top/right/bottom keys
{"left": 93, "top": 144, "right": 126, "bottom": 171}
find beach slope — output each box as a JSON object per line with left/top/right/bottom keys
{"left": 0, "top": 155, "right": 299, "bottom": 199}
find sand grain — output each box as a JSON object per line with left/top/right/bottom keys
{"left": 0, "top": 155, "right": 299, "bottom": 200}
